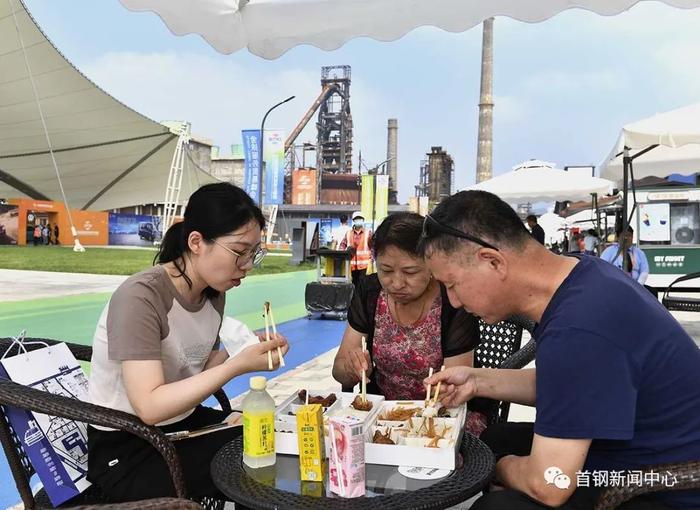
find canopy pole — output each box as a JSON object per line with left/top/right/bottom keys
{"left": 621, "top": 148, "right": 631, "bottom": 272}
{"left": 9, "top": 0, "right": 84, "bottom": 252}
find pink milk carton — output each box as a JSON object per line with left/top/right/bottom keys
{"left": 328, "top": 415, "right": 365, "bottom": 498}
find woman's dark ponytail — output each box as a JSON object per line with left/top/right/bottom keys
{"left": 154, "top": 221, "right": 193, "bottom": 289}
{"left": 156, "top": 221, "right": 186, "bottom": 265}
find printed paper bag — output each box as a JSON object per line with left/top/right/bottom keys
{"left": 0, "top": 342, "right": 90, "bottom": 506}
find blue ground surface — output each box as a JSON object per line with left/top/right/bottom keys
{"left": 1, "top": 317, "right": 346, "bottom": 509}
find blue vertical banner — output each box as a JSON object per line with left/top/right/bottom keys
{"left": 242, "top": 129, "right": 261, "bottom": 203}
{"left": 263, "top": 130, "right": 285, "bottom": 205}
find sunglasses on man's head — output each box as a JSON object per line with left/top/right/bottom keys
{"left": 421, "top": 214, "right": 499, "bottom": 251}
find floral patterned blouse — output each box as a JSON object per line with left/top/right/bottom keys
{"left": 372, "top": 290, "right": 444, "bottom": 400}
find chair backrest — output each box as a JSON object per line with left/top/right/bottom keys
{"left": 471, "top": 318, "right": 536, "bottom": 425}
{"left": 474, "top": 319, "right": 524, "bottom": 369}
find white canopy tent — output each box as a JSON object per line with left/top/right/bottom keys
{"left": 565, "top": 209, "right": 598, "bottom": 230}
{"left": 465, "top": 160, "right": 614, "bottom": 204}
{"left": 118, "top": 0, "right": 700, "bottom": 59}
{"left": 0, "top": 0, "right": 219, "bottom": 213}
{"left": 597, "top": 102, "right": 700, "bottom": 272}
{"left": 537, "top": 211, "right": 567, "bottom": 245}
{"left": 600, "top": 102, "right": 700, "bottom": 182}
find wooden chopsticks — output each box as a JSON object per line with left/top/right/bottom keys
{"left": 263, "top": 301, "right": 285, "bottom": 369}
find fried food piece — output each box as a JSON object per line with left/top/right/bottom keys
{"left": 298, "top": 390, "right": 337, "bottom": 407}
{"left": 380, "top": 407, "right": 420, "bottom": 421}
{"left": 372, "top": 430, "right": 395, "bottom": 445}
{"left": 381, "top": 407, "right": 420, "bottom": 422}
{"left": 427, "top": 418, "right": 435, "bottom": 438}
{"left": 426, "top": 435, "right": 442, "bottom": 448}
{"left": 437, "top": 406, "right": 451, "bottom": 418}
{"left": 351, "top": 395, "right": 374, "bottom": 411}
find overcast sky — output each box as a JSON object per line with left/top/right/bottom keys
{"left": 23, "top": 1, "right": 700, "bottom": 203}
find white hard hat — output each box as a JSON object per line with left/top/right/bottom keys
{"left": 352, "top": 211, "right": 364, "bottom": 220}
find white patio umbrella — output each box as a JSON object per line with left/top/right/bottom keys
{"left": 117, "top": 0, "right": 700, "bottom": 58}
{"left": 465, "top": 160, "right": 614, "bottom": 204}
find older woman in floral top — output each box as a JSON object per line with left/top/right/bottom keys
{"left": 333, "top": 213, "right": 485, "bottom": 431}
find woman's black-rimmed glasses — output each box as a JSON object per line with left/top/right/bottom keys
{"left": 421, "top": 214, "right": 499, "bottom": 251}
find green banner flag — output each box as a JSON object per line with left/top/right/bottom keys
{"left": 361, "top": 175, "right": 374, "bottom": 227}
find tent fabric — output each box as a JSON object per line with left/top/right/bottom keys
{"left": 0, "top": 0, "right": 218, "bottom": 211}
{"left": 599, "top": 102, "right": 700, "bottom": 182}
{"left": 536, "top": 212, "right": 567, "bottom": 244}
{"left": 465, "top": 162, "right": 614, "bottom": 203}
{"left": 118, "top": 0, "right": 700, "bottom": 58}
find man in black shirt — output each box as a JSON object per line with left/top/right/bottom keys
{"left": 526, "top": 215, "right": 545, "bottom": 245}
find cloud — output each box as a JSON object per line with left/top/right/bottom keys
{"left": 493, "top": 94, "right": 531, "bottom": 123}
{"left": 82, "top": 51, "right": 323, "bottom": 152}
{"left": 652, "top": 40, "right": 700, "bottom": 98}
{"left": 81, "top": 50, "right": 403, "bottom": 191}
{"left": 522, "top": 69, "right": 623, "bottom": 95}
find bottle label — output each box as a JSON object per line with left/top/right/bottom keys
{"left": 243, "top": 412, "right": 275, "bottom": 457}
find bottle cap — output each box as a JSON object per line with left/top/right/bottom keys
{"left": 250, "top": 376, "right": 267, "bottom": 391}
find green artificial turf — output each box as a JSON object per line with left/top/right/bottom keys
{"left": 0, "top": 246, "right": 312, "bottom": 276}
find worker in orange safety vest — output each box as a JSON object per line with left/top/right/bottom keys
{"left": 340, "top": 211, "right": 373, "bottom": 286}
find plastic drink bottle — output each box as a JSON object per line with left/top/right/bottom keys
{"left": 243, "top": 376, "right": 276, "bottom": 468}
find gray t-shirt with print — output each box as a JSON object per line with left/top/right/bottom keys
{"left": 89, "top": 265, "right": 225, "bottom": 426}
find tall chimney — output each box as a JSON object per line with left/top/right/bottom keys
{"left": 476, "top": 18, "right": 494, "bottom": 184}
{"left": 387, "top": 118, "right": 398, "bottom": 204}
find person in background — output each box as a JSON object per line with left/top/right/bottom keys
{"left": 583, "top": 229, "right": 599, "bottom": 256}
{"left": 33, "top": 223, "right": 41, "bottom": 246}
{"left": 525, "top": 215, "right": 545, "bottom": 245}
{"left": 340, "top": 211, "right": 373, "bottom": 286}
{"left": 331, "top": 214, "right": 351, "bottom": 249}
{"left": 87, "top": 183, "right": 288, "bottom": 502}
{"left": 568, "top": 231, "right": 582, "bottom": 254}
{"left": 600, "top": 226, "right": 649, "bottom": 285}
{"left": 421, "top": 190, "right": 700, "bottom": 510}
{"left": 53, "top": 223, "right": 60, "bottom": 245}
{"left": 43, "top": 224, "right": 50, "bottom": 245}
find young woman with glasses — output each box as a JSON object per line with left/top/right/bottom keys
{"left": 87, "top": 183, "right": 288, "bottom": 502}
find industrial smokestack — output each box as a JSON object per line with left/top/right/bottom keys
{"left": 476, "top": 18, "right": 494, "bottom": 184}
{"left": 387, "top": 118, "right": 398, "bottom": 204}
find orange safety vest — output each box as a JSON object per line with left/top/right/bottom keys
{"left": 346, "top": 229, "right": 371, "bottom": 271}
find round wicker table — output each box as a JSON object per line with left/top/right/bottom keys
{"left": 211, "top": 434, "right": 495, "bottom": 510}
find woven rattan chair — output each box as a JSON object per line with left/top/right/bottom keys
{"left": 0, "top": 337, "right": 231, "bottom": 510}
{"left": 595, "top": 461, "right": 700, "bottom": 509}
{"left": 472, "top": 316, "right": 537, "bottom": 425}
{"left": 662, "top": 271, "right": 700, "bottom": 311}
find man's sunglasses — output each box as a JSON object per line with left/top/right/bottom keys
{"left": 421, "top": 214, "right": 499, "bottom": 251}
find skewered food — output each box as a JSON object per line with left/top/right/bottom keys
{"left": 351, "top": 395, "right": 373, "bottom": 411}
